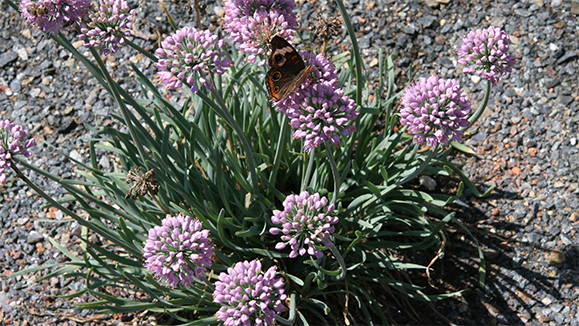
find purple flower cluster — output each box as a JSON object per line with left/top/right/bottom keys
{"left": 457, "top": 26, "right": 516, "bottom": 85}
{"left": 270, "top": 191, "right": 338, "bottom": 259}
{"left": 155, "top": 26, "right": 233, "bottom": 93}
{"left": 223, "top": 0, "right": 297, "bottom": 63}
{"left": 143, "top": 214, "right": 214, "bottom": 288}
{"left": 0, "top": 120, "right": 35, "bottom": 186}
{"left": 276, "top": 52, "right": 358, "bottom": 152}
{"left": 19, "top": 0, "right": 92, "bottom": 34}
{"left": 213, "top": 260, "right": 287, "bottom": 326}
{"left": 400, "top": 75, "right": 472, "bottom": 147}
{"left": 78, "top": 0, "right": 136, "bottom": 56}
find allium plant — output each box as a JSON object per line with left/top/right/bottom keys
{"left": 143, "top": 214, "right": 214, "bottom": 288}
{"left": 276, "top": 52, "right": 358, "bottom": 151}
{"left": 223, "top": 0, "right": 297, "bottom": 63}
{"left": 78, "top": 0, "right": 136, "bottom": 55}
{"left": 19, "top": 0, "right": 92, "bottom": 34}
{"left": 0, "top": 120, "right": 35, "bottom": 186}
{"left": 400, "top": 75, "right": 472, "bottom": 147}
{"left": 6, "top": 0, "right": 511, "bottom": 322}
{"left": 213, "top": 260, "right": 287, "bottom": 326}
{"left": 457, "top": 26, "right": 516, "bottom": 85}
{"left": 270, "top": 191, "right": 338, "bottom": 259}
{"left": 155, "top": 26, "right": 233, "bottom": 93}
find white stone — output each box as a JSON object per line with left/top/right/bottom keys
{"left": 214, "top": 6, "right": 224, "bottom": 17}
{"left": 419, "top": 175, "right": 437, "bottom": 191}
{"left": 70, "top": 150, "right": 83, "bottom": 162}
{"left": 470, "top": 75, "right": 481, "bottom": 84}
{"left": 72, "top": 40, "right": 84, "bottom": 49}
{"left": 16, "top": 47, "right": 28, "bottom": 61}
{"left": 29, "top": 88, "right": 41, "bottom": 97}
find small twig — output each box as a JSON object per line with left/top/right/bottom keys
{"left": 136, "top": 0, "right": 161, "bottom": 47}
{"left": 194, "top": 0, "right": 203, "bottom": 30}
{"left": 426, "top": 230, "right": 447, "bottom": 288}
{"left": 343, "top": 278, "right": 350, "bottom": 325}
{"left": 130, "top": 29, "right": 158, "bottom": 41}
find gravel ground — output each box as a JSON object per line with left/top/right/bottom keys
{"left": 1, "top": 0, "right": 578, "bottom": 325}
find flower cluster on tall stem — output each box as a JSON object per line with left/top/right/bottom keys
{"left": 275, "top": 52, "right": 358, "bottom": 152}
{"left": 223, "top": 0, "right": 297, "bottom": 63}
{"left": 78, "top": 0, "right": 136, "bottom": 55}
{"left": 143, "top": 214, "right": 214, "bottom": 288}
{"left": 0, "top": 120, "right": 35, "bottom": 186}
{"left": 270, "top": 191, "right": 338, "bottom": 259}
{"left": 155, "top": 26, "right": 233, "bottom": 93}
{"left": 19, "top": 0, "right": 92, "bottom": 34}
{"left": 400, "top": 75, "right": 472, "bottom": 147}
{"left": 457, "top": 26, "right": 516, "bottom": 85}
{"left": 213, "top": 260, "right": 287, "bottom": 326}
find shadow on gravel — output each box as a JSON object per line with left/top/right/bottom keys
{"left": 384, "top": 185, "right": 577, "bottom": 325}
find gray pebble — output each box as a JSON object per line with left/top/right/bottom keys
{"left": 0, "top": 52, "right": 18, "bottom": 68}
{"left": 26, "top": 231, "right": 44, "bottom": 244}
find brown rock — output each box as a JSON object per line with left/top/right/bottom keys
{"left": 483, "top": 248, "right": 500, "bottom": 259}
{"left": 12, "top": 251, "right": 22, "bottom": 259}
{"left": 516, "top": 289, "right": 532, "bottom": 302}
{"left": 36, "top": 242, "right": 45, "bottom": 254}
{"left": 545, "top": 66, "right": 557, "bottom": 78}
{"left": 510, "top": 166, "right": 522, "bottom": 176}
{"left": 548, "top": 249, "right": 566, "bottom": 266}
{"left": 541, "top": 316, "right": 550, "bottom": 322}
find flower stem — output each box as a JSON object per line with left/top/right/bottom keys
{"left": 151, "top": 195, "right": 168, "bottom": 214}
{"left": 466, "top": 80, "right": 492, "bottom": 128}
{"left": 268, "top": 118, "right": 289, "bottom": 186}
{"left": 325, "top": 141, "right": 340, "bottom": 204}
{"left": 301, "top": 147, "right": 316, "bottom": 192}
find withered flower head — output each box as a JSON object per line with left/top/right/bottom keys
{"left": 311, "top": 12, "right": 342, "bottom": 43}
{"left": 125, "top": 167, "right": 159, "bottom": 200}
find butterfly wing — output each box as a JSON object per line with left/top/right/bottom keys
{"left": 266, "top": 65, "right": 313, "bottom": 101}
{"left": 266, "top": 36, "right": 312, "bottom": 102}
{"left": 268, "top": 36, "right": 306, "bottom": 70}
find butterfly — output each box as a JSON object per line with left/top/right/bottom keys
{"left": 265, "top": 36, "right": 313, "bottom": 102}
